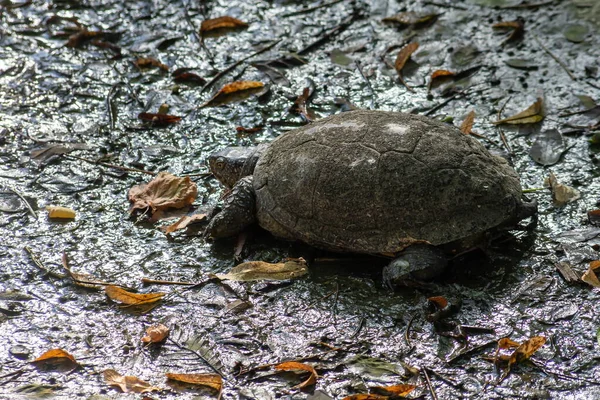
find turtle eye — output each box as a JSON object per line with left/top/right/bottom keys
{"left": 214, "top": 157, "right": 226, "bottom": 171}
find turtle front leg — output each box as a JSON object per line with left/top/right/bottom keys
{"left": 382, "top": 244, "right": 447, "bottom": 290}
{"left": 205, "top": 176, "right": 256, "bottom": 238}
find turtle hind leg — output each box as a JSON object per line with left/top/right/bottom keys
{"left": 205, "top": 176, "right": 256, "bottom": 238}
{"left": 382, "top": 244, "right": 447, "bottom": 290}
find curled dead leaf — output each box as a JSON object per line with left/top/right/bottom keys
{"left": 275, "top": 361, "right": 317, "bottom": 389}
{"left": 201, "top": 80, "right": 264, "bottom": 108}
{"left": 494, "top": 98, "right": 544, "bottom": 125}
{"left": 544, "top": 172, "right": 580, "bottom": 206}
{"left": 128, "top": 172, "right": 197, "bottom": 218}
{"left": 134, "top": 57, "right": 169, "bottom": 71}
{"left": 141, "top": 323, "right": 169, "bottom": 343}
{"left": 460, "top": 111, "right": 476, "bottom": 135}
{"left": 105, "top": 285, "right": 165, "bottom": 306}
{"left": 166, "top": 372, "right": 222, "bottom": 391}
{"left": 492, "top": 18, "right": 525, "bottom": 44}
{"left": 216, "top": 258, "right": 308, "bottom": 282}
{"left": 103, "top": 369, "right": 160, "bottom": 393}
{"left": 32, "top": 349, "right": 78, "bottom": 368}
{"left": 46, "top": 206, "right": 76, "bottom": 219}
{"left": 394, "top": 42, "right": 419, "bottom": 92}
{"left": 200, "top": 16, "right": 248, "bottom": 34}
{"left": 160, "top": 213, "right": 207, "bottom": 234}
{"left": 581, "top": 260, "right": 600, "bottom": 288}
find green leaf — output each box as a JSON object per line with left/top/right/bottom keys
{"left": 564, "top": 24, "right": 589, "bottom": 43}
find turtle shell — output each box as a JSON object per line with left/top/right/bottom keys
{"left": 253, "top": 110, "right": 524, "bottom": 254}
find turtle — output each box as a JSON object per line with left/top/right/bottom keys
{"left": 205, "top": 110, "right": 537, "bottom": 286}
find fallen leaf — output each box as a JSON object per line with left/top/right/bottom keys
{"left": 172, "top": 69, "right": 206, "bottom": 85}
{"left": 32, "top": 349, "right": 78, "bottom": 367}
{"left": 216, "top": 258, "right": 308, "bottom": 281}
{"left": 160, "top": 214, "right": 207, "bottom": 234}
{"left": 291, "top": 82, "right": 316, "bottom": 122}
{"left": 544, "top": 172, "right": 580, "bottom": 206}
{"left": 428, "top": 69, "right": 455, "bottom": 91}
{"left": 134, "top": 57, "right": 169, "bottom": 71}
{"left": 103, "top": 369, "right": 160, "bottom": 393}
{"left": 494, "top": 98, "right": 544, "bottom": 125}
{"left": 564, "top": 24, "right": 588, "bottom": 43}
{"left": 30, "top": 143, "right": 89, "bottom": 165}
{"left": 67, "top": 29, "right": 103, "bottom": 48}
{"left": 342, "top": 395, "right": 389, "bottom": 400}
{"left": 492, "top": 18, "right": 524, "bottom": 44}
{"left": 62, "top": 252, "right": 109, "bottom": 290}
{"left": 460, "top": 111, "right": 476, "bottom": 135}
{"left": 581, "top": 260, "right": 600, "bottom": 288}
{"left": 201, "top": 81, "right": 264, "bottom": 107}
{"left": 46, "top": 206, "right": 76, "bottom": 219}
{"left": 165, "top": 373, "right": 222, "bottom": 391}
{"left": 128, "top": 172, "right": 198, "bottom": 217}
{"left": 275, "top": 361, "right": 317, "bottom": 389}
{"left": 138, "top": 112, "right": 182, "bottom": 127}
{"left": 427, "top": 296, "right": 448, "bottom": 309}
{"left": 588, "top": 210, "right": 600, "bottom": 226}
{"left": 394, "top": 42, "right": 419, "bottom": 92}
{"left": 529, "top": 129, "right": 566, "bottom": 166}
{"left": 504, "top": 58, "right": 538, "bottom": 70}
{"left": 141, "top": 323, "right": 169, "bottom": 343}
{"left": 372, "top": 383, "right": 417, "bottom": 397}
{"left": 509, "top": 336, "right": 546, "bottom": 366}
{"left": 105, "top": 285, "right": 165, "bottom": 306}
{"left": 200, "top": 16, "right": 248, "bottom": 34}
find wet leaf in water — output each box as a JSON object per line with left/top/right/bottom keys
{"left": 529, "top": 129, "right": 566, "bottom": 166}
{"left": 492, "top": 18, "right": 525, "bottom": 44}
{"left": 138, "top": 112, "right": 182, "bottom": 126}
{"left": 141, "top": 323, "right": 169, "bottom": 343}
{"left": 30, "top": 143, "right": 88, "bottom": 165}
{"left": 504, "top": 58, "right": 538, "bottom": 70}
{"left": 275, "top": 361, "right": 317, "bottom": 389}
{"left": 508, "top": 336, "right": 546, "bottom": 366}
{"left": 450, "top": 45, "right": 481, "bottom": 67}
{"left": 544, "top": 172, "right": 581, "bottom": 206}
{"left": 342, "top": 395, "right": 389, "bottom": 400}
{"left": 103, "top": 369, "right": 160, "bottom": 393}
{"left": 394, "top": 42, "right": 419, "bottom": 92}
{"left": 460, "top": 110, "right": 476, "bottom": 135}
{"left": 128, "top": 172, "right": 197, "bottom": 216}
{"left": 200, "top": 16, "right": 248, "bottom": 34}
{"left": 588, "top": 210, "right": 600, "bottom": 226}
{"left": 371, "top": 384, "right": 417, "bottom": 397}
{"left": 494, "top": 97, "right": 544, "bottom": 125}
{"left": 134, "top": 57, "right": 169, "bottom": 71}
{"left": 564, "top": 24, "right": 589, "bottom": 43}
{"left": 216, "top": 258, "right": 308, "bottom": 281}
{"left": 330, "top": 48, "right": 354, "bottom": 66}
{"left": 32, "top": 349, "right": 78, "bottom": 368}
{"left": 346, "top": 355, "right": 401, "bottom": 377}
{"left": 201, "top": 81, "right": 265, "bottom": 107}
{"left": 160, "top": 213, "right": 207, "bottom": 234}
{"left": 581, "top": 260, "right": 600, "bottom": 287}
{"left": 46, "top": 205, "right": 76, "bottom": 219}
{"left": 165, "top": 372, "right": 222, "bottom": 391}
{"left": 172, "top": 69, "right": 206, "bottom": 85}
{"left": 428, "top": 69, "right": 454, "bottom": 91}
{"left": 67, "top": 29, "right": 103, "bottom": 48}
{"left": 105, "top": 285, "right": 165, "bottom": 306}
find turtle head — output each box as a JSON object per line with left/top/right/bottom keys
{"left": 208, "top": 145, "right": 266, "bottom": 188}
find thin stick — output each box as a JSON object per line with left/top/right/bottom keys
{"left": 496, "top": 96, "right": 513, "bottom": 155}
{"left": 405, "top": 314, "right": 416, "bottom": 347}
{"left": 24, "top": 246, "right": 64, "bottom": 279}
{"left": 424, "top": 91, "right": 462, "bottom": 116}
{"left": 356, "top": 60, "right": 376, "bottom": 109}
{"left": 200, "top": 40, "right": 281, "bottom": 95}
{"left": 9, "top": 187, "right": 37, "bottom": 219}
{"left": 532, "top": 33, "right": 577, "bottom": 81}
{"left": 141, "top": 277, "right": 195, "bottom": 286}
{"left": 423, "top": 367, "right": 438, "bottom": 400}
{"left": 64, "top": 154, "right": 156, "bottom": 175}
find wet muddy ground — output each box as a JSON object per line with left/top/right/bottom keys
{"left": 1, "top": 0, "right": 600, "bottom": 398}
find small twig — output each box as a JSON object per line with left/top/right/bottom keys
{"left": 500, "top": 0, "right": 555, "bottom": 9}
{"left": 496, "top": 96, "right": 513, "bottom": 155}
{"left": 423, "top": 367, "right": 438, "bottom": 400}
{"left": 280, "top": 0, "right": 345, "bottom": 18}
{"left": 200, "top": 40, "right": 281, "bottom": 95}
{"left": 423, "top": 91, "right": 462, "bottom": 116}
{"left": 423, "top": 1, "right": 468, "bottom": 10}
{"left": 24, "top": 246, "right": 65, "bottom": 279}
{"left": 297, "top": 11, "right": 358, "bottom": 57}
{"left": 9, "top": 187, "right": 37, "bottom": 219}
{"left": 141, "top": 277, "right": 195, "bottom": 286}
{"left": 532, "top": 33, "right": 577, "bottom": 81}
{"left": 64, "top": 154, "right": 156, "bottom": 175}
{"left": 105, "top": 83, "right": 120, "bottom": 131}
{"left": 355, "top": 60, "right": 376, "bottom": 109}
{"left": 0, "top": 369, "right": 25, "bottom": 386}
{"left": 405, "top": 314, "right": 416, "bottom": 347}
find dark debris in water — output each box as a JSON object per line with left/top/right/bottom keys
{"left": 0, "top": 0, "right": 600, "bottom": 399}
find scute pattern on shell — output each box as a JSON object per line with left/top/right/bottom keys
{"left": 253, "top": 110, "right": 523, "bottom": 254}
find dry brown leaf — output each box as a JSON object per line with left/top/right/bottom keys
{"left": 509, "top": 336, "right": 546, "bottom": 366}
{"left": 372, "top": 384, "right": 417, "bottom": 397}
{"left": 165, "top": 373, "right": 222, "bottom": 391}
{"left": 460, "top": 111, "right": 476, "bottom": 135}
{"left": 103, "top": 369, "right": 161, "bottom": 393}
{"left": 427, "top": 296, "right": 448, "bottom": 309}
{"left": 394, "top": 42, "right": 419, "bottom": 92}
{"left": 492, "top": 18, "right": 525, "bottom": 43}
{"left": 32, "top": 349, "right": 78, "bottom": 366}
{"left": 141, "top": 323, "right": 169, "bottom": 343}
{"left": 497, "top": 337, "right": 521, "bottom": 349}
{"left": 494, "top": 98, "right": 544, "bottom": 125}
{"left": 544, "top": 172, "right": 581, "bottom": 206}
{"left": 67, "top": 29, "right": 103, "bottom": 48}
{"left": 160, "top": 214, "right": 207, "bottom": 234}
{"left": 201, "top": 80, "right": 264, "bottom": 108}
{"left": 200, "top": 16, "right": 248, "bottom": 33}
{"left": 342, "top": 395, "right": 389, "bottom": 400}
{"left": 134, "top": 57, "right": 169, "bottom": 71}
{"left": 62, "top": 252, "right": 109, "bottom": 290}
{"left": 428, "top": 69, "right": 455, "bottom": 91}
{"left": 216, "top": 258, "right": 308, "bottom": 282}
{"left": 138, "top": 112, "right": 182, "bottom": 127}
{"left": 588, "top": 210, "right": 600, "bottom": 226}
{"left": 128, "top": 172, "right": 197, "bottom": 217}
{"left": 275, "top": 361, "right": 317, "bottom": 389}
{"left": 46, "top": 206, "right": 76, "bottom": 219}
{"left": 581, "top": 260, "right": 600, "bottom": 288}
{"left": 105, "top": 285, "right": 165, "bottom": 306}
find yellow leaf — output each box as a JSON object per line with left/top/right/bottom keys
{"left": 46, "top": 206, "right": 76, "bottom": 219}
{"left": 494, "top": 98, "right": 544, "bottom": 125}
{"left": 275, "top": 361, "right": 317, "bottom": 389}
{"left": 103, "top": 369, "right": 160, "bottom": 393}
{"left": 165, "top": 373, "right": 222, "bottom": 391}
{"left": 509, "top": 336, "right": 546, "bottom": 366}
{"left": 201, "top": 81, "right": 264, "bottom": 107}
{"left": 105, "top": 285, "right": 165, "bottom": 306}
{"left": 460, "top": 111, "right": 476, "bottom": 135}
{"left": 32, "top": 349, "right": 77, "bottom": 366}
{"left": 216, "top": 258, "right": 308, "bottom": 281}
{"left": 581, "top": 260, "right": 600, "bottom": 288}
{"left": 141, "top": 323, "right": 169, "bottom": 343}
{"left": 200, "top": 16, "right": 248, "bottom": 33}
{"left": 372, "top": 383, "right": 417, "bottom": 397}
